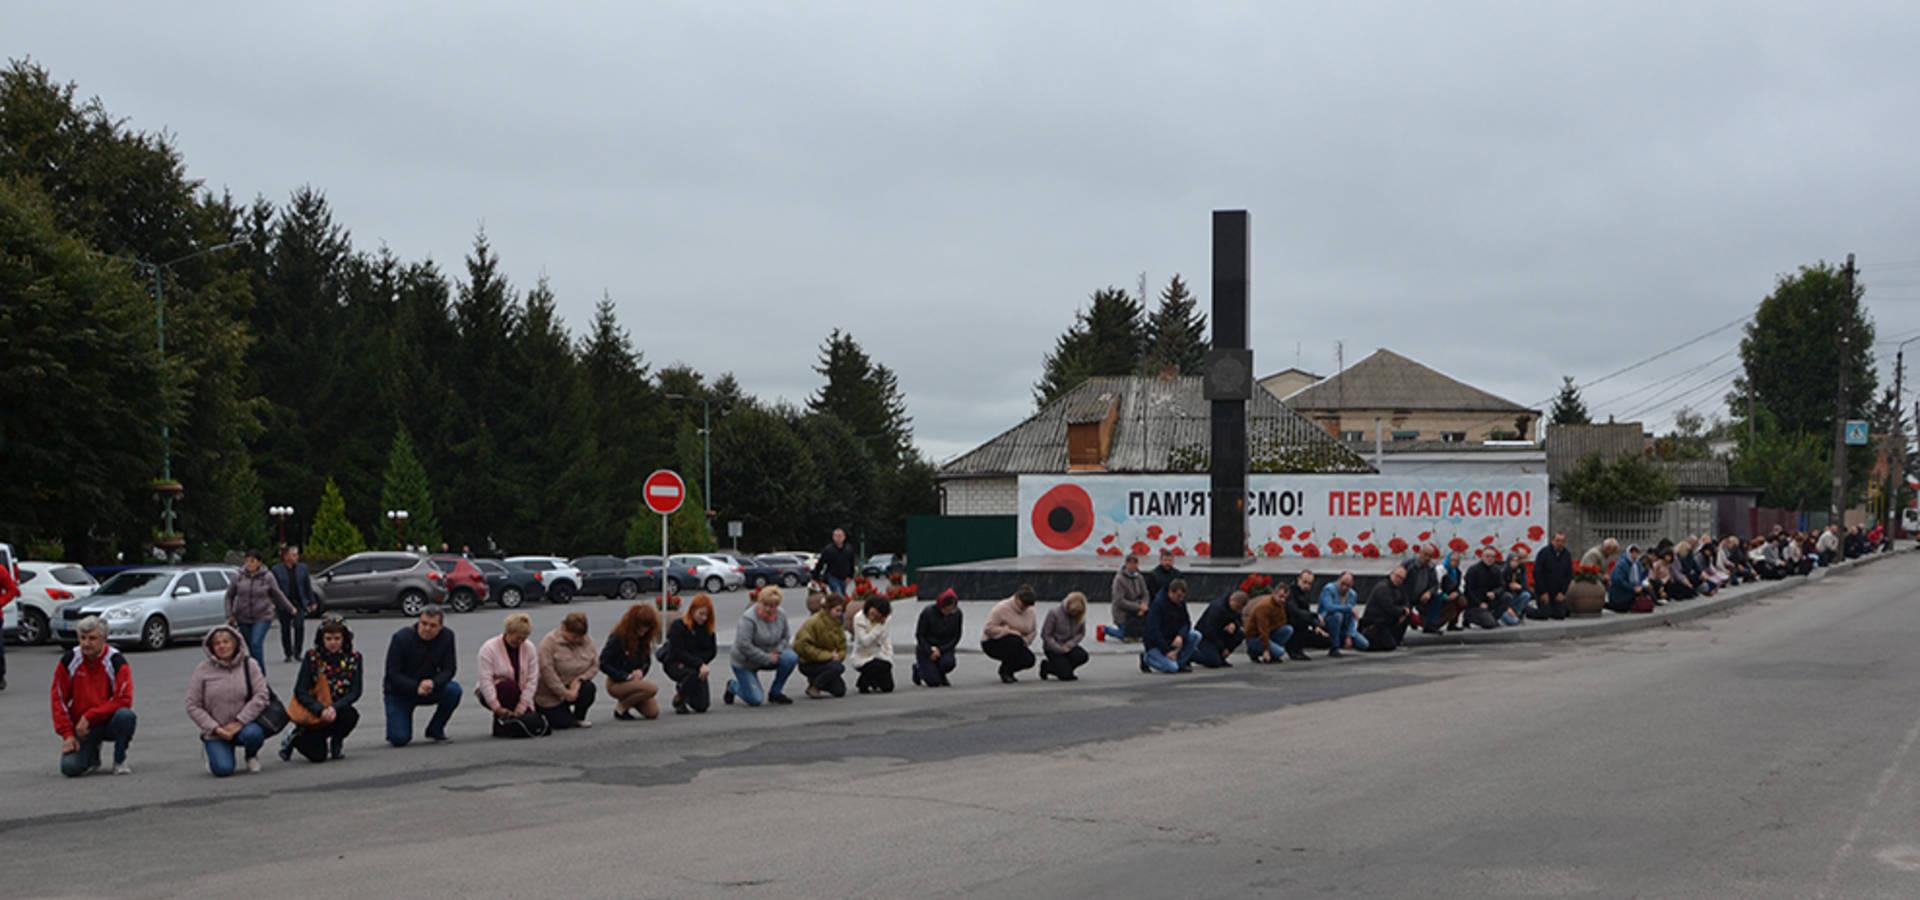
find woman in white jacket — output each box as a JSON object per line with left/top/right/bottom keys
{"left": 850, "top": 597, "right": 895, "bottom": 694}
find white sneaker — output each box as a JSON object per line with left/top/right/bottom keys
{"left": 246, "top": 756, "right": 261, "bottom": 774}
{"left": 112, "top": 762, "right": 132, "bottom": 775}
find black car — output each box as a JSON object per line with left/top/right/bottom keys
{"left": 859, "top": 553, "right": 906, "bottom": 578}
{"left": 473, "top": 559, "right": 546, "bottom": 609}
{"left": 748, "top": 554, "right": 811, "bottom": 589}
{"left": 710, "top": 552, "right": 785, "bottom": 589}
{"left": 571, "top": 555, "right": 659, "bottom": 599}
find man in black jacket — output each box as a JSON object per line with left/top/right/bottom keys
{"left": 1359, "top": 566, "right": 1410, "bottom": 651}
{"left": 1282, "top": 570, "right": 1327, "bottom": 661}
{"left": 1400, "top": 545, "right": 1440, "bottom": 632}
{"left": 383, "top": 607, "right": 461, "bottom": 746}
{"left": 1461, "top": 548, "right": 1505, "bottom": 629}
{"left": 812, "top": 528, "right": 857, "bottom": 596}
{"left": 1141, "top": 550, "right": 1181, "bottom": 605}
{"left": 1531, "top": 533, "right": 1573, "bottom": 620}
{"left": 1193, "top": 591, "right": 1248, "bottom": 668}
{"left": 271, "top": 545, "right": 319, "bottom": 662}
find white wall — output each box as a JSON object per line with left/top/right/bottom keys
{"left": 941, "top": 477, "right": 1019, "bottom": 515}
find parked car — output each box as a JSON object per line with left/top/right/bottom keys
{"left": 0, "top": 543, "right": 13, "bottom": 641}
{"left": 54, "top": 565, "right": 239, "bottom": 651}
{"left": 625, "top": 556, "right": 701, "bottom": 594}
{"left": 503, "top": 556, "right": 582, "bottom": 604}
{"left": 571, "top": 555, "right": 659, "bottom": 599}
{"left": 472, "top": 559, "right": 546, "bottom": 609}
{"left": 753, "top": 554, "right": 813, "bottom": 589}
{"left": 775, "top": 549, "right": 820, "bottom": 572}
{"left": 671, "top": 554, "right": 746, "bottom": 593}
{"left": 313, "top": 552, "right": 445, "bottom": 616}
{"left": 12, "top": 561, "right": 99, "bottom": 645}
{"left": 710, "top": 552, "right": 785, "bottom": 590}
{"left": 859, "top": 553, "right": 906, "bottom": 578}
{"left": 427, "top": 555, "right": 490, "bottom": 613}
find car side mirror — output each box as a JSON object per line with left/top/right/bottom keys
{"left": 173, "top": 585, "right": 193, "bottom": 597}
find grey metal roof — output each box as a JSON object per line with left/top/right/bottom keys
{"left": 1286, "top": 348, "right": 1534, "bottom": 413}
{"left": 939, "top": 376, "right": 1376, "bottom": 476}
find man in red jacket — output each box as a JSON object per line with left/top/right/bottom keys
{"left": 0, "top": 561, "right": 17, "bottom": 690}
{"left": 51, "top": 616, "right": 137, "bottom": 776}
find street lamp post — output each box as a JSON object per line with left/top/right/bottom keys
{"left": 102, "top": 238, "right": 249, "bottom": 542}
{"left": 665, "top": 393, "right": 713, "bottom": 521}
{"left": 269, "top": 506, "right": 295, "bottom": 547}
{"left": 386, "top": 509, "right": 410, "bottom": 550}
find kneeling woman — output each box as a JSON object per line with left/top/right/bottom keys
{"left": 537, "top": 612, "right": 601, "bottom": 730}
{"left": 281, "top": 615, "right": 362, "bottom": 762}
{"left": 794, "top": 593, "right": 850, "bottom": 699}
{"left": 727, "top": 586, "right": 798, "bottom": 707}
{"left": 601, "top": 604, "right": 662, "bottom": 721}
{"left": 477, "top": 613, "right": 548, "bottom": 738}
{"left": 1039, "top": 592, "right": 1089, "bottom": 681}
{"left": 849, "top": 597, "right": 894, "bottom": 694}
{"left": 663, "top": 594, "right": 718, "bottom": 713}
{"left": 185, "top": 625, "right": 271, "bottom": 776}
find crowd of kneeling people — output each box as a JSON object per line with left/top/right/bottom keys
{"left": 45, "top": 522, "right": 1883, "bottom": 777}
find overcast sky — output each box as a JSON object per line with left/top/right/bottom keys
{"left": 14, "top": 1, "right": 1920, "bottom": 461}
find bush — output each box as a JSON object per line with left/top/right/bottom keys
{"left": 1558, "top": 452, "right": 1678, "bottom": 510}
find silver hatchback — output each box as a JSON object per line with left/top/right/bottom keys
{"left": 55, "top": 566, "right": 237, "bottom": 651}
{"left": 313, "top": 552, "right": 446, "bottom": 616}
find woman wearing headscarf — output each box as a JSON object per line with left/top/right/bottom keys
{"left": 601, "top": 604, "right": 662, "bottom": 721}
{"left": 280, "top": 615, "right": 362, "bottom": 763}
{"left": 914, "top": 589, "right": 963, "bottom": 687}
{"left": 663, "top": 594, "right": 718, "bottom": 714}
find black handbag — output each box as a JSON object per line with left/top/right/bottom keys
{"left": 244, "top": 662, "right": 290, "bottom": 737}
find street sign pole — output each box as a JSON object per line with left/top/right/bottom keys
{"left": 660, "top": 512, "right": 670, "bottom": 609}
{"left": 644, "top": 469, "right": 688, "bottom": 610}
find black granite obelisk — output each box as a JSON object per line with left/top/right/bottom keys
{"left": 1205, "top": 211, "right": 1252, "bottom": 560}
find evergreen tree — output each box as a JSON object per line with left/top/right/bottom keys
{"left": 307, "top": 477, "right": 366, "bottom": 559}
{"left": 1549, "top": 376, "right": 1592, "bottom": 425}
{"left": 708, "top": 401, "right": 822, "bottom": 551}
{"left": 1140, "top": 274, "right": 1208, "bottom": 375}
{"left": 379, "top": 427, "right": 442, "bottom": 549}
{"left": 807, "top": 330, "right": 912, "bottom": 466}
{"left": 1035, "top": 287, "right": 1145, "bottom": 405}
{"left": 623, "top": 477, "right": 717, "bottom": 556}
{"left": 578, "top": 294, "right": 663, "bottom": 548}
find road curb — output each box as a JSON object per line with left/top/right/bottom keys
{"left": 1400, "top": 547, "right": 1910, "bottom": 647}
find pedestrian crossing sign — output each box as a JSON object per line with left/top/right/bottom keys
{"left": 1845, "top": 420, "right": 1870, "bottom": 445}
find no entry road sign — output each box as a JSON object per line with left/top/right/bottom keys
{"left": 644, "top": 469, "right": 686, "bottom": 515}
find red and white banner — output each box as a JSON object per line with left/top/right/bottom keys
{"left": 1019, "top": 474, "right": 1549, "bottom": 559}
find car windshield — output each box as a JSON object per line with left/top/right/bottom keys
{"left": 52, "top": 566, "right": 95, "bottom": 585}
{"left": 758, "top": 556, "right": 795, "bottom": 565}
{"left": 93, "top": 572, "right": 170, "bottom": 597}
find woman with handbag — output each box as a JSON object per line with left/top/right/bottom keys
{"left": 477, "top": 613, "right": 549, "bottom": 739}
{"left": 280, "top": 615, "right": 362, "bottom": 762}
{"left": 601, "top": 604, "right": 662, "bottom": 721}
{"left": 184, "top": 624, "right": 271, "bottom": 776}
{"left": 662, "top": 594, "right": 717, "bottom": 714}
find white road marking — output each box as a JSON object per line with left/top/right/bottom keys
{"left": 1816, "top": 708, "right": 1920, "bottom": 898}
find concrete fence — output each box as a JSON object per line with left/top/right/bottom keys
{"left": 1551, "top": 499, "right": 1717, "bottom": 553}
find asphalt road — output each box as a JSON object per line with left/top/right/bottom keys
{"left": 2, "top": 558, "right": 1918, "bottom": 898}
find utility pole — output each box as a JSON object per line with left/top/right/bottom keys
{"left": 1829, "top": 253, "right": 1857, "bottom": 525}
{"left": 1891, "top": 347, "right": 1907, "bottom": 543}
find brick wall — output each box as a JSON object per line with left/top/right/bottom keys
{"left": 941, "top": 477, "right": 1018, "bottom": 515}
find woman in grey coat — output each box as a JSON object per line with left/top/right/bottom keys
{"left": 724, "top": 586, "right": 798, "bottom": 707}
{"left": 1100, "top": 554, "right": 1150, "bottom": 642}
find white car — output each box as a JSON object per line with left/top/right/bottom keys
{"left": 503, "top": 556, "right": 583, "bottom": 604}
{"left": 12, "top": 561, "right": 99, "bottom": 645}
{"left": 670, "top": 554, "right": 746, "bottom": 592}
{"left": 774, "top": 550, "right": 820, "bottom": 572}
{"left": 0, "top": 544, "right": 14, "bottom": 642}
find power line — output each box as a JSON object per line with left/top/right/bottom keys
{"left": 1620, "top": 365, "right": 1743, "bottom": 422}
{"left": 1562, "top": 315, "right": 1749, "bottom": 397}
{"left": 1586, "top": 347, "right": 1738, "bottom": 414}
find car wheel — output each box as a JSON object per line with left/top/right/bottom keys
{"left": 782, "top": 573, "right": 800, "bottom": 588}
{"left": 549, "top": 582, "right": 574, "bottom": 605}
{"left": 449, "top": 588, "right": 478, "bottom": 614}
{"left": 753, "top": 574, "right": 769, "bottom": 588}
{"left": 399, "top": 589, "right": 428, "bottom": 617}
{"left": 666, "top": 578, "right": 681, "bottom": 595}
{"left": 618, "top": 579, "right": 640, "bottom": 600}
{"left": 19, "top": 608, "right": 49, "bottom": 645}
{"left": 705, "top": 575, "right": 724, "bottom": 593}
{"left": 140, "top": 615, "right": 170, "bottom": 651}
{"left": 499, "top": 586, "right": 525, "bottom": 609}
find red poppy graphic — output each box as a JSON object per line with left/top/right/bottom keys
{"left": 1327, "top": 537, "right": 1349, "bottom": 554}
{"left": 1527, "top": 525, "right": 1545, "bottom": 541}
{"left": 1193, "top": 541, "right": 1210, "bottom": 557}
{"left": 1299, "top": 543, "right": 1321, "bottom": 558}
{"left": 1388, "top": 537, "right": 1409, "bottom": 555}
{"left": 1170, "top": 546, "right": 1186, "bottom": 557}
{"left": 1032, "top": 483, "right": 1096, "bottom": 551}
{"left": 1480, "top": 535, "right": 1497, "bottom": 546}
{"left": 1165, "top": 533, "right": 1180, "bottom": 544}
{"left": 1277, "top": 525, "right": 1296, "bottom": 540}
{"left": 1262, "top": 541, "right": 1282, "bottom": 557}
{"left": 1297, "top": 530, "right": 1313, "bottom": 541}
{"left": 1357, "top": 530, "right": 1372, "bottom": 541}
{"left": 1131, "top": 541, "right": 1151, "bottom": 556}
{"left": 1360, "top": 544, "right": 1382, "bottom": 559}
{"left": 1510, "top": 542, "right": 1532, "bottom": 556}
{"left": 1448, "top": 537, "right": 1470, "bottom": 553}
{"left": 1101, "top": 534, "right": 1115, "bottom": 544}
{"left": 1146, "top": 525, "right": 1163, "bottom": 540}
{"left": 1417, "top": 531, "right": 1433, "bottom": 541}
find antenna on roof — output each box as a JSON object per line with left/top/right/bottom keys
{"left": 1335, "top": 341, "right": 1344, "bottom": 407}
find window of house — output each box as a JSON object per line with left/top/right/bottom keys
{"left": 1440, "top": 432, "right": 1467, "bottom": 443}
{"left": 1339, "top": 430, "right": 1364, "bottom": 442}
{"left": 1391, "top": 430, "right": 1419, "bottom": 441}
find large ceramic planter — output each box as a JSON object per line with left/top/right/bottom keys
{"left": 1568, "top": 581, "right": 1606, "bottom": 617}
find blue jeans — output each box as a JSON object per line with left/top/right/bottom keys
{"left": 1246, "top": 626, "right": 1296, "bottom": 661}
{"left": 240, "top": 620, "right": 272, "bottom": 674}
{"left": 1323, "top": 611, "right": 1369, "bottom": 650}
{"left": 59, "top": 708, "right": 137, "bottom": 776}
{"left": 729, "top": 650, "right": 798, "bottom": 706}
{"left": 1501, "top": 591, "right": 1533, "bottom": 625}
{"left": 827, "top": 577, "right": 846, "bottom": 597}
{"left": 385, "top": 681, "right": 463, "bottom": 746}
{"left": 1143, "top": 630, "right": 1201, "bottom": 672}
{"left": 203, "top": 722, "right": 265, "bottom": 777}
